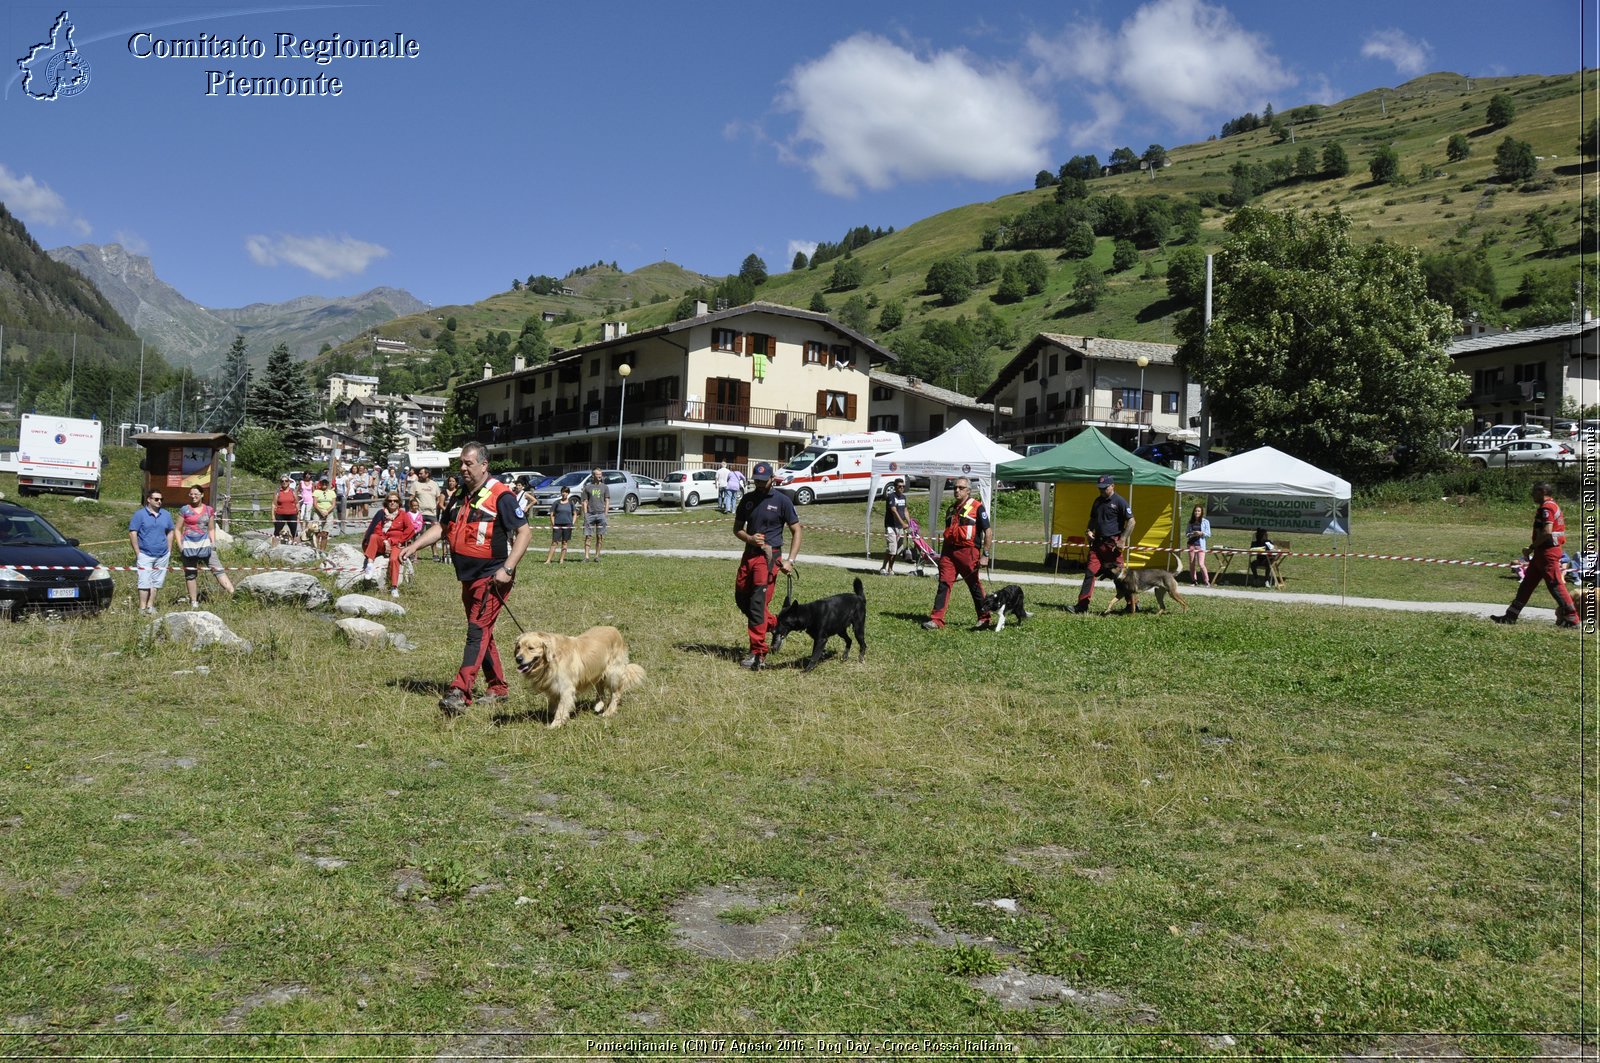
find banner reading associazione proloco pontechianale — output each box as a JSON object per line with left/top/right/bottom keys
{"left": 1205, "top": 493, "right": 1350, "bottom": 535}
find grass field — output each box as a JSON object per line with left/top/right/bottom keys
{"left": 0, "top": 458, "right": 1593, "bottom": 1059}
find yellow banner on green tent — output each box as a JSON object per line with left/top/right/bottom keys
{"left": 1049, "top": 481, "right": 1174, "bottom": 569}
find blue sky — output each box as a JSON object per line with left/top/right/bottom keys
{"left": 0, "top": 0, "right": 1586, "bottom": 312}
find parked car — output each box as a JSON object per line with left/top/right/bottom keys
{"left": 0, "top": 501, "right": 114, "bottom": 619}
{"left": 1466, "top": 438, "right": 1576, "bottom": 469}
{"left": 659, "top": 468, "right": 722, "bottom": 507}
{"left": 1459, "top": 423, "right": 1550, "bottom": 451}
{"left": 497, "top": 468, "right": 545, "bottom": 488}
{"left": 529, "top": 469, "right": 648, "bottom": 514}
{"left": 631, "top": 474, "right": 663, "bottom": 505}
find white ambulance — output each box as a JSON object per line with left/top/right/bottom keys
{"left": 17, "top": 414, "right": 104, "bottom": 499}
{"left": 773, "top": 431, "right": 902, "bottom": 504}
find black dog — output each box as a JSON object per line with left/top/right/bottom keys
{"left": 978, "top": 584, "right": 1029, "bottom": 631}
{"left": 773, "top": 577, "right": 867, "bottom": 671}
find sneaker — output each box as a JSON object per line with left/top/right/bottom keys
{"left": 1072, "top": 601, "right": 1089, "bottom": 614}
{"left": 1556, "top": 617, "right": 1579, "bottom": 629}
{"left": 390, "top": 588, "right": 400, "bottom": 598}
{"left": 739, "top": 654, "right": 764, "bottom": 670}
{"left": 189, "top": 600, "right": 200, "bottom": 610}
{"left": 1489, "top": 613, "right": 1517, "bottom": 625}
{"left": 476, "top": 692, "right": 509, "bottom": 707}
{"left": 438, "top": 688, "right": 470, "bottom": 717}
{"left": 922, "top": 620, "right": 942, "bottom": 630}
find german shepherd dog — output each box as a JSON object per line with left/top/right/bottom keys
{"left": 773, "top": 576, "right": 867, "bottom": 671}
{"left": 1105, "top": 563, "right": 1188, "bottom": 615}
{"left": 977, "top": 584, "right": 1029, "bottom": 631}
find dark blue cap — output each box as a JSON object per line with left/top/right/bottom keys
{"left": 752, "top": 461, "right": 774, "bottom": 480}
{"left": 1097, "top": 474, "right": 1114, "bottom": 487}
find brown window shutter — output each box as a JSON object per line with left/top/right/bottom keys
{"left": 737, "top": 381, "right": 750, "bottom": 409}
{"left": 816, "top": 391, "right": 828, "bottom": 417}
{"left": 846, "top": 394, "right": 858, "bottom": 420}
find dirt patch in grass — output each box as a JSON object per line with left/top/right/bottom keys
{"left": 886, "top": 898, "right": 1020, "bottom": 954}
{"left": 667, "top": 884, "right": 808, "bottom": 960}
{"left": 218, "top": 984, "right": 311, "bottom": 1031}
{"left": 974, "top": 967, "right": 1159, "bottom": 1024}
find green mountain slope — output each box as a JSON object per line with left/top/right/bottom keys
{"left": 314, "top": 69, "right": 1591, "bottom": 398}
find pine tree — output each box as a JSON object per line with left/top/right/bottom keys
{"left": 367, "top": 402, "right": 404, "bottom": 461}
{"left": 212, "top": 335, "right": 252, "bottom": 432}
{"left": 247, "top": 342, "right": 319, "bottom": 458}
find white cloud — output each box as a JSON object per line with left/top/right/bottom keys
{"left": 1030, "top": 0, "right": 1294, "bottom": 139}
{"left": 244, "top": 233, "right": 388, "bottom": 279}
{"left": 0, "top": 163, "right": 89, "bottom": 236}
{"left": 777, "top": 33, "right": 1057, "bottom": 196}
{"left": 787, "top": 240, "right": 819, "bottom": 267}
{"left": 1361, "top": 29, "right": 1432, "bottom": 77}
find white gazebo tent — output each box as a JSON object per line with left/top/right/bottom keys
{"left": 863, "top": 420, "right": 1021, "bottom": 555}
{"left": 1175, "top": 446, "right": 1353, "bottom": 593}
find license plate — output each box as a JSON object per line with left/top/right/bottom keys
{"left": 48, "top": 587, "right": 79, "bottom": 600}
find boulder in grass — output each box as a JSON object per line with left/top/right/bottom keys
{"left": 387, "top": 632, "right": 418, "bottom": 653}
{"left": 212, "top": 528, "right": 234, "bottom": 549}
{"left": 265, "top": 543, "right": 317, "bottom": 566}
{"left": 236, "top": 571, "right": 331, "bottom": 610}
{"left": 325, "top": 544, "right": 372, "bottom": 590}
{"left": 335, "top": 617, "right": 388, "bottom": 649}
{"left": 336, "top": 593, "right": 406, "bottom": 618}
{"left": 246, "top": 537, "right": 276, "bottom": 559}
{"left": 153, "top": 611, "right": 252, "bottom": 652}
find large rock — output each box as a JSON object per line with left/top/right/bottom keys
{"left": 152, "top": 611, "right": 252, "bottom": 652}
{"left": 246, "top": 537, "right": 276, "bottom": 559}
{"left": 335, "top": 617, "right": 388, "bottom": 648}
{"left": 324, "top": 544, "right": 373, "bottom": 590}
{"left": 236, "top": 571, "right": 331, "bottom": 610}
{"left": 336, "top": 593, "right": 406, "bottom": 618}
{"left": 264, "top": 543, "right": 317, "bottom": 566}
{"left": 213, "top": 527, "right": 234, "bottom": 549}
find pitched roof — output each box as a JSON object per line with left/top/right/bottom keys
{"left": 462, "top": 300, "right": 897, "bottom": 390}
{"left": 979, "top": 333, "right": 1179, "bottom": 403}
{"left": 868, "top": 369, "right": 992, "bottom": 411}
{"left": 1446, "top": 318, "right": 1598, "bottom": 358}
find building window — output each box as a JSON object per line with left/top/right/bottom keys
{"left": 590, "top": 358, "right": 601, "bottom": 377}
{"left": 1514, "top": 362, "right": 1546, "bottom": 383}
{"left": 1023, "top": 363, "right": 1038, "bottom": 382}
{"left": 1048, "top": 353, "right": 1059, "bottom": 376}
{"left": 1474, "top": 367, "right": 1505, "bottom": 394}
{"left": 645, "top": 435, "right": 675, "bottom": 462}
{"left": 817, "top": 390, "right": 855, "bottom": 418}
{"left": 712, "top": 328, "right": 738, "bottom": 352}
{"left": 804, "top": 341, "right": 827, "bottom": 365}
{"left": 830, "top": 344, "right": 852, "bottom": 367}
{"left": 1163, "top": 391, "right": 1179, "bottom": 414}
{"left": 1118, "top": 388, "right": 1143, "bottom": 410}
{"left": 869, "top": 414, "right": 900, "bottom": 432}
{"left": 706, "top": 435, "right": 741, "bottom": 463}
{"left": 778, "top": 441, "right": 803, "bottom": 461}
{"left": 748, "top": 333, "right": 771, "bottom": 357}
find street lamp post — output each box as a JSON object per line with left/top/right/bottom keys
{"left": 1135, "top": 355, "right": 1150, "bottom": 448}
{"left": 615, "top": 363, "right": 632, "bottom": 469}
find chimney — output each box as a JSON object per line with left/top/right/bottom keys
{"left": 513, "top": 353, "right": 526, "bottom": 373}
{"left": 694, "top": 300, "right": 708, "bottom": 317}
{"left": 482, "top": 361, "right": 493, "bottom": 380}
{"left": 601, "top": 321, "right": 628, "bottom": 341}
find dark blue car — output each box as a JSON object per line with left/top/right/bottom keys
{"left": 0, "top": 501, "right": 114, "bottom": 619}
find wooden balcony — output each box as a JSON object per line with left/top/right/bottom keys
{"left": 473, "top": 399, "right": 816, "bottom": 446}
{"left": 996, "top": 403, "right": 1151, "bottom": 437}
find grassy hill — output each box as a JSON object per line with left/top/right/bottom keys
{"left": 312, "top": 69, "right": 1591, "bottom": 396}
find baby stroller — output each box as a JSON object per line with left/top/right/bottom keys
{"left": 896, "top": 516, "right": 941, "bottom": 577}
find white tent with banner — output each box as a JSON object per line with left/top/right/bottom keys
{"left": 863, "top": 420, "right": 1021, "bottom": 556}
{"left": 1175, "top": 446, "right": 1352, "bottom": 592}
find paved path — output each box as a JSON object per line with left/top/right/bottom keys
{"left": 607, "top": 549, "right": 1561, "bottom": 624}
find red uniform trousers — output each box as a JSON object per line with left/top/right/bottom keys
{"left": 734, "top": 550, "right": 780, "bottom": 656}
{"left": 1506, "top": 548, "right": 1578, "bottom": 622}
{"left": 929, "top": 543, "right": 988, "bottom": 626}
{"left": 1077, "top": 538, "right": 1123, "bottom": 605}
{"left": 451, "top": 576, "right": 511, "bottom": 700}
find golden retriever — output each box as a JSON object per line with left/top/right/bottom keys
{"left": 512, "top": 626, "right": 644, "bottom": 728}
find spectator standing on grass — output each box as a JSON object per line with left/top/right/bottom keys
{"left": 350, "top": 464, "right": 372, "bottom": 520}
{"left": 439, "top": 474, "right": 460, "bottom": 564}
{"left": 879, "top": 478, "right": 909, "bottom": 575}
{"left": 923, "top": 477, "right": 992, "bottom": 630}
{"left": 726, "top": 465, "right": 745, "bottom": 512}
{"left": 547, "top": 485, "right": 577, "bottom": 564}
{"left": 362, "top": 489, "right": 418, "bottom": 598}
{"left": 128, "top": 487, "right": 174, "bottom": 615}
{"left": 715, "top": 462, "right": 731, "bottom": 513}
{"left": 408, "top": 467, "right": 443, "bottom": 561}
{"left": 272, "top": 475, "right": 299, "bottom": 544}
{"left": 400, "top": 442, "right": 532, "bottom": 716}
{"left": 580, "top": 467, "right": 608, "bottom": 563}
{"left": 1073, "top": 475, "right": 1131, "bottom": 613}
{"left": 733, "top": 461, "right": 801, "bottom": 670}
{"left": 176, "top": 486, "right": 236, "bottom": 608}
{"left": 297, "top": 474, "right": 316, "bottom": 540}
{"left": 1185, "top": 504, "right": 1212, "bottom": 586}
{"left": 1493, "top": 481, "right": 1579, "bottom": 628}
{"left": 310, "top": 477, "right": 338, "bottom": 555}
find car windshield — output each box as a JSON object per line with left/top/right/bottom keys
{"left": 782, "top": 448, "right": 823, "bottom": 472}
{"left": 0, "top": 512, "right": 70, "bottom": 546}
{"left": 550, "top": 471, "right": 589, "bottom": 489}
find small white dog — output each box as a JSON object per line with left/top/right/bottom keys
{"left": 513, "top": 626, "right": 644, "bottom": 728}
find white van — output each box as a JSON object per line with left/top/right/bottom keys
{"left": 773, "top": 431, "right": 902, "bottom": 505}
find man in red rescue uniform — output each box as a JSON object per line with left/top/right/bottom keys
{"left": 923, "top": 476, "right": 993, "bottom": 630}
{"left": 1493, "top": 481, "right": 1578, "bottom": 628}
{"left": 402, "top": 442, "right": 533, "bottom": 714}
{"left": 733, "top": 461, "right": 801, "bottom": 670}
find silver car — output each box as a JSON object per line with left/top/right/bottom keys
{"left": 530, "top": 470, "right": 648, "bottom": 514}
{"left": 1466, "top": 439, "right": 1575, "bottom": 469}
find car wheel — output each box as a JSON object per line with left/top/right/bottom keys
{"left": 1469, "top": 458, "right": 1487, "bottom": 469}
{"left": 685, "top": 492, "right": 700, "bottom": 508}
{"left": 624, "top": 493, "right": 638, "bottom": 513}
{"left": 796, "top": 487, "right": 815, "bottom": 505}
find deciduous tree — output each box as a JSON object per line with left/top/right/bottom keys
{"left": 1493, "top": 136, "right": 1537, "bottom": 182}
{"left": 924, "top": 256, "right": 977, "bottom": 306}
{"left": 1486, "top": 93, "right": 1515, "bottom": 128}
{"left": 1322, "top": 142, "right": 1350, "bottom": 177}
{"left": 1369, "top": 144, "right": 1402, "bottom": 184}
{"left": 1446, "top": 133, "right": 1470, "bottom": 162}
{"left": 1175, "top": 207, "right": 1462, "bottom": 481}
